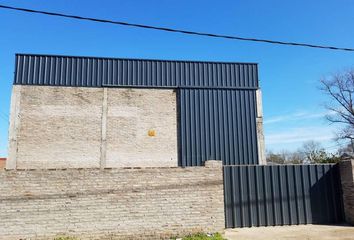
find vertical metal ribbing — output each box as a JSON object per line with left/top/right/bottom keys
{"left": 303, "top": 165, "right": 311, "bottom": 224}
{"left": 15, "top": 54, "right": 259, "bottom": 88}
{"left": 232, "top": 167, "right": 239, "bottom": 227}
{"left": 204, "top": 89, "right": 210, "bottom": 161}
{"left": 294, "top": 166, "right": 300, "bottom": 224}
{"left": 309, "top": 165, "right": 317, "bottom": 223}
{"left": 239, "top": 167, "right": 246, "bottom": 227}
{"left": 246, "top": 167, "right": 252, "bottom": 226}
{"left": 65, "top": 57, "right": 70, "bottom": 85}
{"left": 190, "top": 89, "right": 197, "bottom": 166}
{"left": 15, "top": 55, "right": 21, "bottom": 85}
{"left": 240, "top": 91, "right": 247, "bottom": 164}
{"left": 299, "top": 166, "right": 307, "bottom": 224}
{"left": 322, "top": 165, "right": 330, "bottom": 222}
{"left": 218, "top": 90, "right": 225, "bottom": 162}
{"left": 254, "top": 166, "right": 261, "bottom": 226}
{"left": 28, "top": 56, "right": 34, "bottom": 85}
{"left": 328, "top": 165, "right": 338, "bottom": 222}
{"left": 213, "top": 90, "right": 220, "bottom": 160}
{"left": 277, "top": 166, "right": 285, "bottom": 225}
{"left": 274, "top": 166, "right": 281, "bottom": 224}
{"left": 271, "top": 166, "right": 277, "bottom": 225}
{"left": 180, "top": 90, "right": 186, "bottom": 167}
{"left": 226, "top": 91, "right": 233, "bottom": 165}
{"left": 223, "top": 164, "right": 344, "bottom": 228}
{"left": 33, "top": 56, "right": 38, "bottom": 85}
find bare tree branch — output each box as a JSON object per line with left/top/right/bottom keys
{"left": 320, "top": 69, "right": 354, "bottom": 141}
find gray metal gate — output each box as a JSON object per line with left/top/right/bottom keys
{"left": 224, "top": 164, "right": 344, "bottom": 228}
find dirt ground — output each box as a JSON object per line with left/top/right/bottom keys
{"left": 223, "top": 224, "right": 354, "bottom": 240}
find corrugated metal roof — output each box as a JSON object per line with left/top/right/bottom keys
{"left": 14, "top": 54, "right": 259, "bottom": 88}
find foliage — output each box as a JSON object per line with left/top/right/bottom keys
{"left": 313, "top": 152, "right": 341, "bottom": 163}
{"left": 266, "top": 152, "right": 285, "bottom": 164}
{"left": 266, "top": 140, "right": 341, "bottom": 164}
{"left": 301, "top": 141, "right": 341, "bottom": 163}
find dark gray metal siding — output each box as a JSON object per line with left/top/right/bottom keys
{"left": 13, "top": 54, "right": 260, "bottom": 166}
{"left": 179, "top": 89, "right": 258, "bottom": 166}
{"left": 224, "top": 164, "right": 344, "bottom": 228}
{"left": 14, "top": 54, "right": 258, "bottom": 88}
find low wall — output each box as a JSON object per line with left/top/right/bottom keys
{"left": 339, "top": 160, "right": 354, "bottom": 225}
{"left": 0, "top": 161, "right": 224, "bottom": 239}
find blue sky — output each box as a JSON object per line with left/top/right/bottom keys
{"left": 0, "top": 0, "right": 353, "bottom": 156}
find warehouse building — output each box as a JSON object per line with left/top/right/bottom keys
{"left": 7, "top": 54, "right": 265, "bottom": 169}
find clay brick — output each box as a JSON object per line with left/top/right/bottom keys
{"left": 0, "top": 161, "right": 224, "bottom": 239}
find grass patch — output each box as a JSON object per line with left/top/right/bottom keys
{"left": 53, "top": 237, "right": 78, "bottom": 240}
{"left": 177, "top": 232, "right": 225, "bottom": 240}
{"left": 53, "top": 233, "right": 225, "bottom": 240}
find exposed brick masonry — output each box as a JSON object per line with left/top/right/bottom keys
{"left": 7, "top": 85, "right": 178, "bottom": 169}
{"left": 0, "top": 160, "right": 224, "bottom": 239}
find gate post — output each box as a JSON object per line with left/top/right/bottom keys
{"left": 339, "top": 159, "right": 354, "bottom": 225}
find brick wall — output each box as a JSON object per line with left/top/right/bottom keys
{"left": 106, "top": 88, "right": 177, "bottom": 168}
{"left": 0, "top": 158, "right": 5, "bottom": 169}
{"left": 0, "top": 160, "right": 224, "bottom": 239}
{"left": 7, "top": 85, "right": 177, "bottom": 169}
{"left": 339, "top": 160, "right": 354, "bottom": 225}
{"left": 9, "top": 85, "right": 103, "bottom": 169}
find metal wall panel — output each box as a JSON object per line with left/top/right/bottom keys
{"left": 224, "top": 164, "right": 344, "bottom": 228}
{"left": 14, "top": 54, "right": 258, "bottom": 88}
{"left": 179, "top": 89, "right": 258, "bottom": 166}
{"left": 13, "top": 54, "right": 260, "bottom": 166}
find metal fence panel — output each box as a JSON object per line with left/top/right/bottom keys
{"left": 224, "top": 164, "right": 344, "bottom": 228}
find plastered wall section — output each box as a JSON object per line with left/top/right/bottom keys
{"left": 7, "top": 85, "right": 178, "bottom": 169}
{"left": 0, "top": 161, "right": 225, "bottom": 240}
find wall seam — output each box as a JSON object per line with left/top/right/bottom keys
{"left": 256, "top": 89, "right": 266, "bottom": 165}
{"left": 7, "top": 85, "right": 22, "bottom": 169}
{"left": 100, "top": 88, "right": 108, "bottom": 169}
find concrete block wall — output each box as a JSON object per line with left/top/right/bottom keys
{"left": 339, "top": 160, "right": 354, "bottom": 225}
{"left": 0, "top": 160, "right": 224, "bottom": 239}
{"left": 7, "top": 85, "right": 177, "bottom": 169}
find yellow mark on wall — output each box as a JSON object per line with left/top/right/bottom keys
{"left": 148, "top": 129, "right": 156, "bottom": 137}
